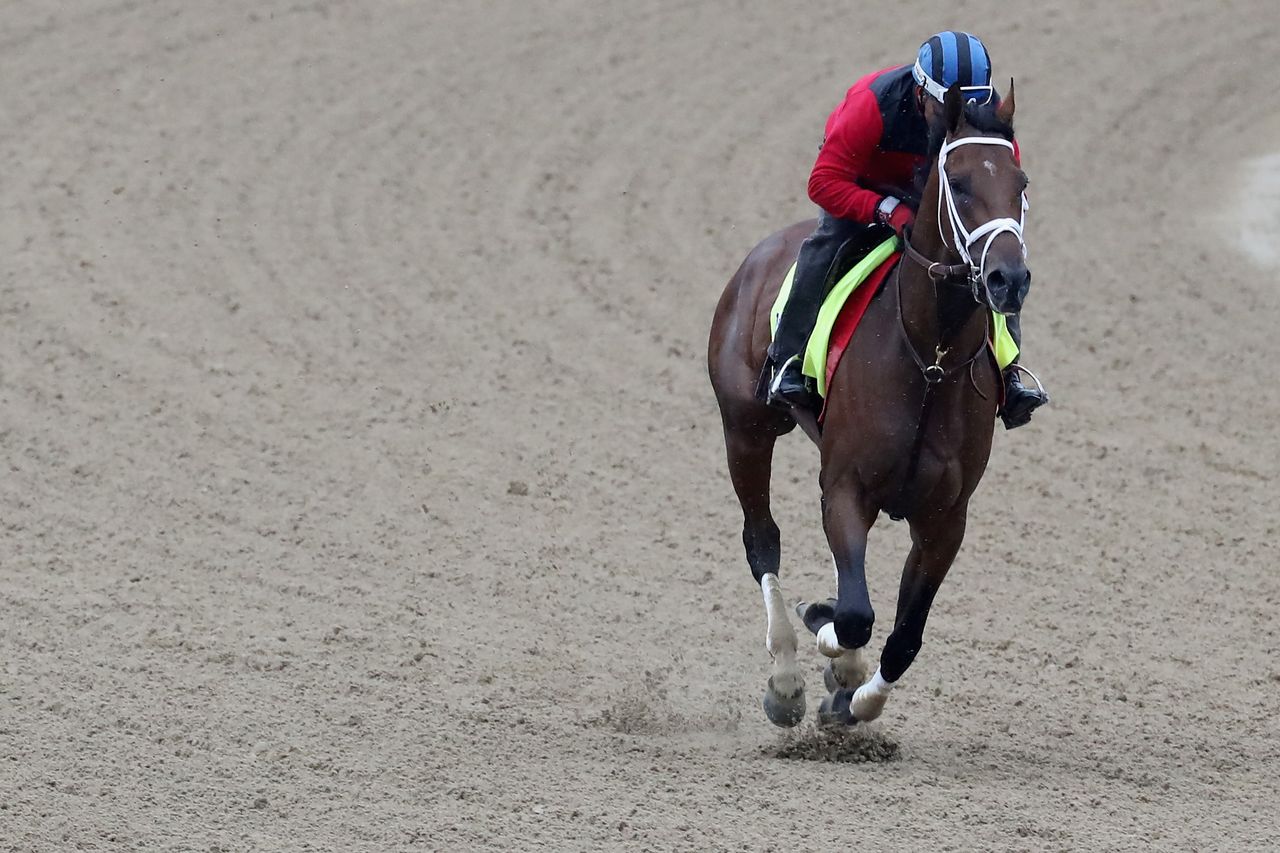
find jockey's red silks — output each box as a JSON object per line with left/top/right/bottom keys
{"left": 809, "top": 65, "right": 1020, "bottom": 224}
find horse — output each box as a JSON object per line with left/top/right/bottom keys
{"left": 707, "top": 82, "right": 1031, "bottom": 727}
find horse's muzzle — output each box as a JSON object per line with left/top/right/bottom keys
{"left": 984, "top": 263, "right": 1031, "bottom": 315}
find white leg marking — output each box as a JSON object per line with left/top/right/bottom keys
{"left": 761, "top": 574, "right": 797, "bottom": 659}
{"left": 850, "top": 667, "right": 895, "bottom": 722}
{"left": 761, "top": 573, "right": 802, "bottom": 696}
{"left": 816, "top": 622, "right": 848, "bottom": 658}
{"left": 820, "top": 555, "right": 865, "bottom": 672}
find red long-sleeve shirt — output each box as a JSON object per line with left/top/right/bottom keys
{"left": 808, "top": 64, "right": 1018, "bottom": 223}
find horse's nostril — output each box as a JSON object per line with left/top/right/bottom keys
{"left": 986, "top": 270, "right": 1008, "bottom": 293}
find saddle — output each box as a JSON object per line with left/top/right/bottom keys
{"left": 769, "top": 233, "right": 902, "bottom": 402}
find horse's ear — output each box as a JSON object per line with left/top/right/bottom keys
{"left": 996, "top": 77, "right": 1016, "bottom": 124}
{"left": 944, "top": 83, "right": 964, "bottom": 133}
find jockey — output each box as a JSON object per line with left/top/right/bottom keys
{"left": 762, "top": 31, "right": 1049, "bottom": 429}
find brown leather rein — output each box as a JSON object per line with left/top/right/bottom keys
{"left": 895, "top": 229, "right": 991, "bottom": 388}
{"left": 901, "top": 228, "right": 974, "bottom": 285}
{"left": 892, "top": 258, "right": 991, "bottom": 390}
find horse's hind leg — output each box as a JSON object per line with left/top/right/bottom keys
{"left": 849, "top": 507, "right": 966, "bottom": 723}
{"left": 721, "top": 418, "right": 805, "bottom": 727}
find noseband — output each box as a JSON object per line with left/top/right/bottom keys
{"left": 903, "top": 134, "right": 1028, "bottom": 312}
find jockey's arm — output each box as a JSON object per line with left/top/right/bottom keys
{"left": 806, "top": 90, "right": 888, "bottom": 224}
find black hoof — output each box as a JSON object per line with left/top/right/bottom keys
{"left": 798, "top": 599, "right": 838, "bottom": 636}
{"left": 817, "top": 688, "right": 859, "bottom": 727}
{"left": 763, "top": 676, "right": 806, "bottom": 728}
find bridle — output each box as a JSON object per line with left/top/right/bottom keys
{"left": 888, "top": 132, "right": 1031, "bottom": 519}
{"left": 904, "top": 134, "right": 1028, "bottom": 315}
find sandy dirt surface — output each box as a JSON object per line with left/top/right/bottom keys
{"left": 2, "top": 1, "right": 1278, "bottom": 850}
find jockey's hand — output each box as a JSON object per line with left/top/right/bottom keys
{"left": 886, "top": 204, "right": 914, "bottom": 238}
{"left": 877, "top": 196, "right": 914, "bottom": 238}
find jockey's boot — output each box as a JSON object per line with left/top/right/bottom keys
{"left": 759, "top": 217, "right": 851, "bottom": 410}
{"left": 762, "top": 353, "right": 809, "bottom": 409}
{"left": 998, "top": 314, "right": 1050, "bottom": 429}
{"left": 1001, "top": 366, "right": 1049, "bottom": 429}
{"left": 761, "top": 275, "right": 820, "bottom": 410}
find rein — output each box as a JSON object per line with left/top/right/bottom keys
{"left": 901, "top": 234, "right": 972, "bottom": 286}
{"left": 892, "top": 261, "right": 991, "bottom": 388}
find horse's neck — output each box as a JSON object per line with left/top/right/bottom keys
{"left": 899, "top": 177, "right": 985, "bottom": 351}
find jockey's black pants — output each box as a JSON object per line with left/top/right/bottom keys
{"left": 768, "top": 211, "right": 893, "bottom": 366}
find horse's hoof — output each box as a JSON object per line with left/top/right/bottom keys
{"left": 817, "top": 688, "right": 859, "bottom": 727}
{"left": 823, "top": 660, "right": 853, "bottom": 693}
{"left": 826, "top": 652, "right": 869, "bottom": 692}
{"left": 763, "top": 676, "right": 806, "bottom": 728}
{"left": 798, "top": 599, "right": 838, "bottom": 635}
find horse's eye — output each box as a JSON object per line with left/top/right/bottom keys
{"left": 949, "top": 180, "right": 971, "bottom": 197}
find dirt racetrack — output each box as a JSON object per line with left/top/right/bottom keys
{"left": 2, "top": 1, "right": 1278, "bottom": 850}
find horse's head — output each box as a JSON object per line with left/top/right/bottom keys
{"left": 930, "top": 81, "right": 1030, "bottom": 315}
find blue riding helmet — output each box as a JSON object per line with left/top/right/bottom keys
{"left": 913, "top": 31, "right": 994, "bottom": 104}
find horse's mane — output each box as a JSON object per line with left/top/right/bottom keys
{"left": 908, "top": 98, "right": 1015, "bottom": 207}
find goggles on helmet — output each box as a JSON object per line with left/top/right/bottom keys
{"left": 912, "top": 59, "right": 994, "bottom": 106}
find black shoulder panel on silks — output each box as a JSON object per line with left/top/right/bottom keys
{"left": 868, "top": 66, "right": 929, "bottom": 156}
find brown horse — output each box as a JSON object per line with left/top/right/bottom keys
{"left": 707, "top": 83, "right": 1030, "bottom": 727}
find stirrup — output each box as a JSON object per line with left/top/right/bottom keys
{"left": 764, "top": 355, "right": 812, "bottom": 411}
{"left": 1006, "top": 362, "right": 1050, "bottom": 402}
{"left": 754, "top": 353, "right": 783, "bottom": 402}
{"left": 768, "top": 355, "right": 802, "bottom": 396}
{"left": 1000, "top": 364, "right": 1050, "bottom": 430}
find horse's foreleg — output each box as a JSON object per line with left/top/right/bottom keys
{"left": 850, "top": 508, "right": 966, "bottom": 722}
{"left": 810, "top": 558, "right": 872, "bottom": 692}
{"left": 820, "top": 482, "right": 877, "bottom": 654}
{"left": 807, "top": 483, "right": 878, "bottom": 725}
{"left": 722, "top": 423, "right": 805, "bottom": 727}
